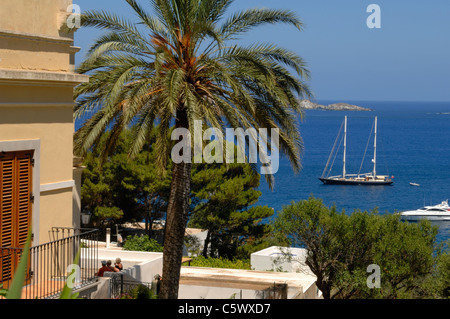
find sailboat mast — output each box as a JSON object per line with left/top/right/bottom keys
{"left": 373, "top": 116, "right": 377, "bottom": 178}
{"left": 343, "top": 116, "right": 347, "bottom": 178}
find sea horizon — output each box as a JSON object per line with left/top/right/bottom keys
{"left": 75, "top": 99, "right": 450, "bottom": 243}
{"left": 254, "top": 100, "right": 450, "bottom": 243}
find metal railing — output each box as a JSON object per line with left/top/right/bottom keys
{"left": 0, "top": 227, "right": 99, "bottom": 299}
{"left": 109, "top": 273, "right": 156, "bottom": 299}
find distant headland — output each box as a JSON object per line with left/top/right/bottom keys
{"left": 299, "top": 100, "right": 373, "bottom": 111}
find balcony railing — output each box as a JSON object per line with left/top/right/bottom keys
{"left": 109, "top": 273, "right": 155, "bottom": 299}
{"left": 0, "top": 227, "right": 99, "bottom": 299}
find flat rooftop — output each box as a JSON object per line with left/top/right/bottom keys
{"left": 179, "top": 266, "right": 318, "bottom": 299}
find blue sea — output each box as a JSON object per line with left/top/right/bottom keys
{"left": 75, "top": 100, "right": 450, "bottom": 244}
{"left": 256, "top": 100, "right": 450, "bottom": 244}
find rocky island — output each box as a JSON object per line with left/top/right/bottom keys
{"left": 299, "top": 100, "right": 373, "bottom": 111}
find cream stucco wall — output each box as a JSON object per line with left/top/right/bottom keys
{"left": 0, "top": 0, "right": 88, "bottom": 245}
{"left": 0, "top": 0, "right": 77, "bottom": 72}
{"left": 0, "top": 0, "right": 73, "bottom": 38}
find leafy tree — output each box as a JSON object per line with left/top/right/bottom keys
{"left": 368, "top": 214, "right": 437, "bottom": 298}
{"left": 81, "top": 128, "right": 171, "bottom": 235}
{"left": 73, "top": 0, "right": 310, "bottom": 298}
{"left": 273, "top": 196, "right": 439, "bottom": 299}
{"left": 189, "top": 162, "right": 274, "bottom": 259}
{"left": 432, "top": 250, "right": 450, "bottom": 298}
{"left": 272, "top": 197, "right": 342, "bottom": 298}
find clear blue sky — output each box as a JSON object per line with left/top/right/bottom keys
{"left": 73, "top": 0, "right": 450, "bottom": 102}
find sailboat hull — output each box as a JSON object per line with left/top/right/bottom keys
{"left": 320, "top": 116, "right": 393, "bottom": 186}
{"left": 319, "top": 177, "right": 393, "bottom": 186}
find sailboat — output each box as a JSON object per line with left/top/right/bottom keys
{"left": 319, "top": 116, "right": 393, "bottom": 185}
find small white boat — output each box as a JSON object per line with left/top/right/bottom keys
{"left": 400, "top": 200, "right": 450, "bottom": 221}
{"left": 409, "top": 182, "right": 420, "bottom": 186}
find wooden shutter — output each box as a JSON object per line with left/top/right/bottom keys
{"left": 0, "top": 151, "right": 33, "bottom": 284}
{"left": 0, "top": 153, "right": 14, "bottom": 283}
{"left": 15, "top": 152, "right": 33, "bottom": 248}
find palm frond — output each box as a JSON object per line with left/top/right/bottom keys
{"left": 221, "top": 8, "right": 304, "bottom": 39}
{"left": 74, "top": 0, "right": 310, "bottom": 181}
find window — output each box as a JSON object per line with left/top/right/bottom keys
{"left": 0, "top": 151, "right": 33, "bottom": 284}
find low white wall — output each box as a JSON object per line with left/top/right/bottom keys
{"left": 178, "top": 284, "right": 272, "bottom": 299}
{"left": 250, "top": 246, "right": 321, "bottom": 299}
{"left": 80, "top": 246, "right": 163, "bottom": 284}
{"left": 251, "top": 246, "right": 309, "bottom": 273}
{"left": 97, "top": 249, "right": 163, "bottom": 283}
{"left": 178, "top": 267, "right": 321, "bottom": 299}
{"left": 119, "top": 257, "right": 163, "bottom": 283}
{"left": 90, "top": 277, "right": 111, "bottom": 299}
{"left": 81, "top": 248, "right": 163, "bottom": 299}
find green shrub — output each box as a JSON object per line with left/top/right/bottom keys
{"left": 190, "top": 256, "right": 251, "bottom": 270}
{"left": 123, "top": 235, "right": 163, "bottom": 252}
{"left": 135, "top": 284, "right": 155, "bottom": 299}
{"left": 272, "top": 196, "right": 441, "bottom": 299}
{"left": 117, "top": 284, "right": 157, "bottom": 299}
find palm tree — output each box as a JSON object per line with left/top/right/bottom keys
{"left": 73, "top": 0, "right": 310, "bottom": 299}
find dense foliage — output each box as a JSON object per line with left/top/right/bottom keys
{"left": 73, "top": 0, "right": 310, "bottom": 299}
{"left": 80, "top": 128, "right": 171, "bottom": 234}
{"left": 117, "top": 284, "right": 158, "bottom": 299}
{"left": 82, "top": 128, "right": 274, "bottom": 259}
{"left": 189, "top": 161, "right": 274, "bottom": 259}
{"left": 272, "top": 196, "right": 449, "bottom": 299}
{"left": 123, "top": 234, "right": 164, "bottom": 252}
{"left": 190, "top": 256, "right": 251, "bottom": 270}
{"left": 80, "top": 132, "right": 450, "bottom": 298}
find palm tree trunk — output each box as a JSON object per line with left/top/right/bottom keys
{"left": 159, "top": 108, "right": 191, "bottom": 299}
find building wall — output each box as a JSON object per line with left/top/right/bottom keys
{"left": 1, "top": 0, "right": 72, "bottom": 37}
{"left": 0, "top": 0, "right": 88, "bottom": 245}
{"left": 0, "top": 0, "right": 75, "bottom": 72}
{"left": 178, "top": 267, "right": 317, "bottom": 299}
{"left": 251, "top": 246, "right": 310, "bottom": 273}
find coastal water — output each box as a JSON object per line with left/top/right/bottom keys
{"left": 75, "top": 100, "right": 450, "bottom": 244}
{"left": 257, "top": 100, "right": 450, "bottom": 244}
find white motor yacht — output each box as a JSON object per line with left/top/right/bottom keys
{"left": 400, "top": 200, "right": 450, "bottom": 221}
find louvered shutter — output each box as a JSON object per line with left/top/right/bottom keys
{"left": 15, "top": 152, "right": 33, "bottom": 248}
{"left": 0, "top": 154, "right": 14, "bottom": 283}
{"left": 0, "top": 151, "right": 33, "bottom": 284}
